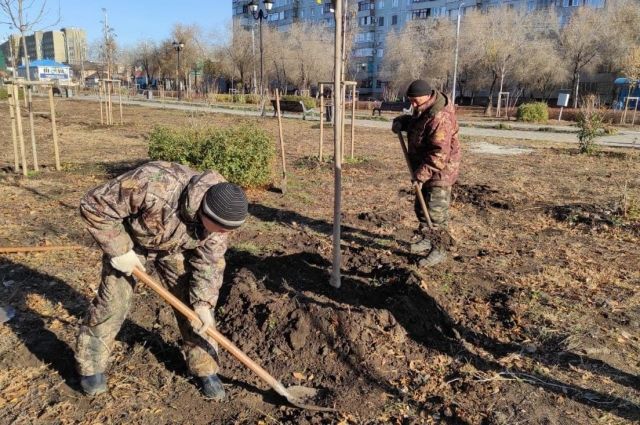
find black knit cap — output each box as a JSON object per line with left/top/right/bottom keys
{"left": 201, "top": 183, "right": 248, "bottom": 229}
{"left": 406, "top": 79, "right": 431, "bottom": 98}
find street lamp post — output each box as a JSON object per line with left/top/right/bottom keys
{"left": 451, "top": 2, "right": 464, "bottom": 104}
{"left": 172, "top": 40, "right": 184, "bottom": 100}
{"left": 248, "top": 0, "right": 273, "bottom": 116}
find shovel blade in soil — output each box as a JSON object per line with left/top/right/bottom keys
{"left": 0, "top": 305, "right": 16, "bottom": 323}
{"left": 284, "top": 385, "right": 335, "bottom": 412}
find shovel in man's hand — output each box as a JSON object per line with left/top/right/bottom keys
{"left": 396, "top": 132, "right": 434, "bottom": 230}
{"left": 131, "top": 268, "right": 335, "bottom": 412}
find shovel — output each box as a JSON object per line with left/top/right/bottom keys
{"left": 396, "top": 132, "right": 434, "bottom": 230}
{"left": 131, "top": 268, "right": 335, "bottom": 412}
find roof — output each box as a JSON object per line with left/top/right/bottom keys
{"left": 18, "top": 59, "right": 69, "bottom": 68}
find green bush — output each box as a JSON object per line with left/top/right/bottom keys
{"left": 210, "top": 93, "right": 245, "bottom": 103}
{"left": 577, "top": 111, "right": 603, "bottom": 155}
{"left": 516, "top": 102, "right": 549, "bottom": 123}
{"left": 148, "top": 125, "right": 275, "bottom": 188}
{"left": 281, "top": 95, "right": 316, "bottom": 110}
{"left": 244, "top": 94, "right": 261, "bottom": 104}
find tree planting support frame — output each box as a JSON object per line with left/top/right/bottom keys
{"left": 496, "top": 91, "right": 510, "bottom": 118}
{"left": 621, "top": 96, "right": 639, "bottom": 125}
{"left": 318, "top": 80, "right": 357, "bottom": 162}
{"left": 3, "top": 78, "right": 66, "bottom": 175}
{"left": 99, "top": 79, "right": 124, "bottom": 126}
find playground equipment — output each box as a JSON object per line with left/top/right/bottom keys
{"left": 318, "top": 81, "right": 357, "bottom": 162}
{"left": 98, "top": 79, "right": 124, "bottom": 125}
{"left": 4, "top": 78, "right": 66, "bottom": 175}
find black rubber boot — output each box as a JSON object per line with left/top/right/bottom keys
{"left": 80, "top": 373, "right": 107, "bottom": 396}
{"left": 199, "top": 374, "right": 226, "bottom": 401}
{"left": 419, "top": 247, "right": 447, "bottom": 267}
{"left": 410, "top": 237, "right": 432, "bottom": 254}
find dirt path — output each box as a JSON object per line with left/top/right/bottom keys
{"left": 0, "top": 99, "right": 638, "bottom": 424}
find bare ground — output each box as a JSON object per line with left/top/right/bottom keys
{"left": 0, "top": 98, "right": 638, "bottom": 424}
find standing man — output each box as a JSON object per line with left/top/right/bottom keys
{"left": 392, "top": 79, "right": 461, "bottom": 267}
{"left": 76, "top": 161, "right": 248, "bottom": 401}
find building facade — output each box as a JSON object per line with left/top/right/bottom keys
{"left": 0, "top": 28, "right": 87, "bottom": 68}
{"left": 232, "top": 0, "right": 609, "bottom": 98}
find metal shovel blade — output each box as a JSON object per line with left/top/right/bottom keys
{"left": 0, "top": 305, "right": 16, "bottom": 323}
{"left": 284, "top": 385, "right": 335, "bottom": 412}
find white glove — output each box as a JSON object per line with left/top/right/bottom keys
{"left": 110, "top": 250, "right": 145, "bottom": 276}
{"left": 192, "top": 305, "right": 214, "bottom": 336}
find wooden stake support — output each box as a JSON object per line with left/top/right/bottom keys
{"left": 3, "top": 78, "right": 72, "bottom": 174}
{"left": 48, "top": 86, "right": 61, "bottom": 170}
{"left": 0, "top": 245, "right": 83, "bottom": 254}
{"left": 7, "top": 86, "right": 19, "bottom": 173}
{"left": 275, "top": 89, "right": 287, "bottom": 193}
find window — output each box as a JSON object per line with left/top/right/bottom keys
{"left": 378, "top": 0, "right": 384, "bottom": 8}
{"left": 393, "top": 0, "right": 398, "bottom": 6}
{"left": 358, "top": 1, "right": 375, "bottom": 11}
{"left": 432, "top": 7, "right": 446, "bottom": 17}
{"left": 378, "top": 16, "right": 384, "bottom": 26}
{"left": 412, "top": 8, "right": 430, "bottom": 19}
{"left": 377, "top": 48, "right": 384, "bottom": 57}
{"left": 392, "top": 14, "right": 398, "bottom": 25}
{"left": 562, "top": 0, "right": 582, "bottom": 6}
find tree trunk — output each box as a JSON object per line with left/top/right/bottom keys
{"left": 484, "top": 73, "right": 498, "bottom": 116}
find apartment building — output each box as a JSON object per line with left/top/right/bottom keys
{"left": 0, "top": 27, "right": 87, "bottom": 68}
{"left": 235, "top": 0, "right": 608, "bottom": 98}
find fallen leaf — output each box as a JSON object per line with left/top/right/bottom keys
{"left": 293, "top": 372, "right": 305, "bottom": 380}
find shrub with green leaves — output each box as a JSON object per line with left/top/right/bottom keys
{"left": 281, "top": 95, "right": 316, "bottom": 110}
{"left": 0, "top": 87, "right": 7, "bottom": 100}
{"left": 577, "top": 110, "right": 604, "bottom": 155}
{"left": 148, "top": 125, "right": 275, "bottom": 188}
{"left": 516, "top": 102, "right": 549, "bottom": 123}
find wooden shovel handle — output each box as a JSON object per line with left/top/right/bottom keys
{"left": 396, "top": 132, "right": 434, "bottom": 230}
{"left": 131, "top": 268, "right": 290, "bottom": 398}
{"left": 0, "top": 245, "right": 83, "bottom": 254}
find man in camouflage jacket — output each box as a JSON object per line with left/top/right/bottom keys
{"left": 392, "top": 79, "right": 461, "bottom": 266}
{"left": 75, "top": 161, "right": 248, "bottom": 400}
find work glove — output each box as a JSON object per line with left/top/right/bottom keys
{"left": 412, "top": 179, "right": 423, "bottom": 190}
{"left": 391, "top": 117, "right": 404, "bottom": 134}
{"left": 192, "top": 304, "right": 214, "bottom": 337}
{"left": 110, "top": 250, "right": 145, "bottom": 276}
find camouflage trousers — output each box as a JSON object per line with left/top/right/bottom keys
{"left": 414, "top": 185, "right": 452, "bottom": 230}
{"left": 76, "top": 251, "right": 219, "bottom": 377}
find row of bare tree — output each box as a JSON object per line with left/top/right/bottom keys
{"left": 117, "top": 21, "right": 344, "bottom": 95}
{"left": 381, "top": 0, "right": 640, "bottom": 111}
{"left": 66, "top": 1, "right": 640, "bottom": 108}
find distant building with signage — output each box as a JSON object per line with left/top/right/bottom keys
{"left": 0, "top": 27, "right": 86, "bottom": 66}
{"left": 18, "top": 59, "right": 71, "bottom": 82}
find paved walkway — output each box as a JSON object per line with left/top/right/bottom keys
{"left": 71, "top": 95, "right": 640, "bottom": 149}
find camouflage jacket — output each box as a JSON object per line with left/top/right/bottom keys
{"left": 80, "top": 161, "right": 228, "bottom": 308}
{"left": 395, "top": 91, "right": 461, "bottom": 187}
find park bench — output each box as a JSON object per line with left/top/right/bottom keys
{"left": 271, "top": 99, "right": 315, "bottom": 120}
{"left": 372, "top": 101, "right": 412, "bottom": 116}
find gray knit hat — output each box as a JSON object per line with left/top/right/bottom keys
{"left": 201, "top": 183, "right": 248, "bottom": 229}
{"left": 406, "top": 79, "right": 431, "bottom": 98}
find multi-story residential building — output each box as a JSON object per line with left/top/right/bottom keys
{"left": 0, "top": 28, "right": 87, "bottom": 68}
{"left": 61, "top": 27, "right": 87, "bottom": 65}
{"left": 236, "top": 0, "right": 608, "bottom": 98}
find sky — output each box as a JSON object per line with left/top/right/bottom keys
{"left": 1, "top": 0, "right": 233, "bottom": 46}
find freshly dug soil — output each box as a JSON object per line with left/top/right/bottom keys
{"left": 0, "top": 98, "right": 638, "bottom": 424}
